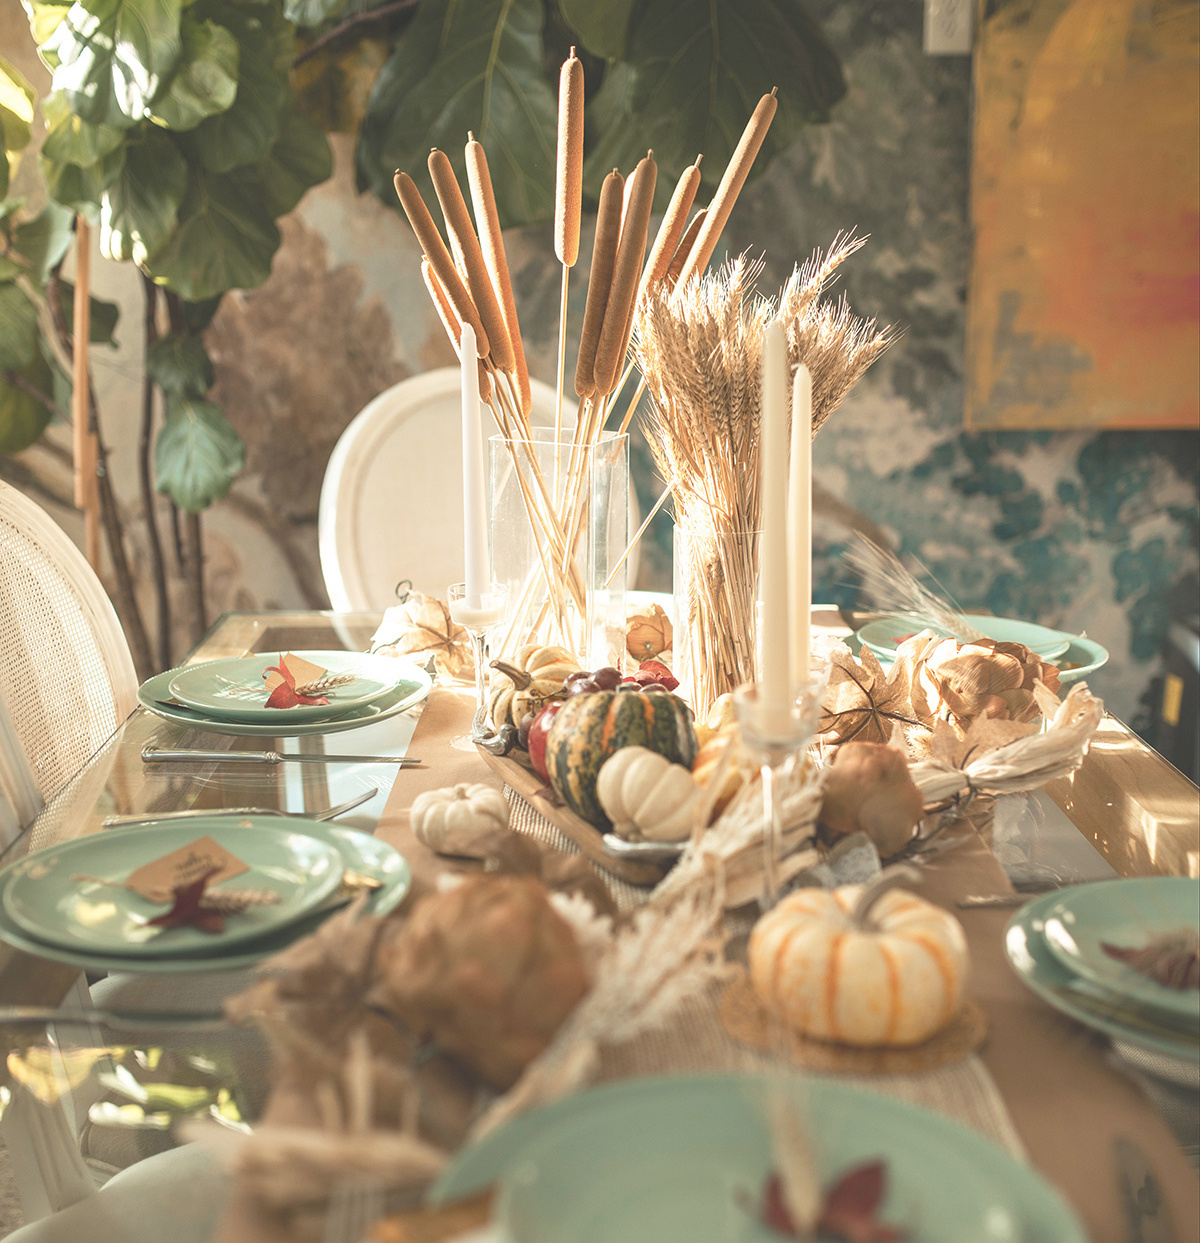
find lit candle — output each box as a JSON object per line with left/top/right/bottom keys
{"left": 460, "top": 322, "right": 488, "bottom": 608}
{"left": 758, "top": 319, "right": 792, "bottom": 715}
{"left": 789, "top": 363, "right": 813, "bottom": 680}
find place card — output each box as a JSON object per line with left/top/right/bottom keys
{"left": 124, "top": 835, "right": 248, "bottom": 904}
{"left": 263, "top": 652, "right": 326, "bottom": 695}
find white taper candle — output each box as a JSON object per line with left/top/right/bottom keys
{"left": 758, "top": 319, "right": 792, "bottom": 716}
{"left": 789, "top": 363, "right": 813, "bottom": 680}
{"left": 460, "top": 322, "right": 488, "bottom": 608}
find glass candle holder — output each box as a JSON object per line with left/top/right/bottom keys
{"left": 733, "top": 670, "right": 828, "bottom": 910}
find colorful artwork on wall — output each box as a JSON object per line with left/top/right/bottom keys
{"left": 967, "top": 0, "right": 1199, "bottom": 430}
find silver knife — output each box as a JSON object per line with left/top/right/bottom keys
{"left": 102, "top": 786, "right": 379, "bottom": 826}
{"left": 142, "top": 746, "right": 421, "bottom": 766}
{"left": 1114, "top": 1136, "right": 1177, "bottom": 1243}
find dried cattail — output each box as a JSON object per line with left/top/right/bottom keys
{"left": 574, "top": 169, "right": 624, "bottom": 399}
{"left": 592, "top": 151, "right": 657, "bottom": 395}
{"left": 674, "top": 91, "right": 778, "bottom": 288}
{"left": 421, "top": 258, "right": 493, "bottom": 404}
{"left": 664, "top": 208, "right": 706, "bottom": 288}
{"left": 555, "top": 49, "right": 584, "bottom": 267}
{"left": 639, "top": 156, "right": 702, "bottom": 299}
{"left": 428, "top": 149, "right": 514, "bottom": 372}
{"left": 466, "top": 133, "right": 531, "bottom": 416}
{"left": 394, "top": 171, "right": 489, "bottom": 357}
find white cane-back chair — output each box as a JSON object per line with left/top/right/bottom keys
{"left": 0, "top": 481, "right": 137, "bottom": 818}
{"left": 319, "top": 369, "right": 639, "bottom": 610}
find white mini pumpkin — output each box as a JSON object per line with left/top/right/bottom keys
{"left": 595, "top": 746, "right": 705, "bottom": 842}
{"left": 748, "top": 880, "right": 969, "bottom": 1047}
{"left": 410, "top": 783, "right": 510, "bottom": 856}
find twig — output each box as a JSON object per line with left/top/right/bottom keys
{"left": 1, "top": 371, "right": 70, "bottom": 424}
{"left": 140, "top": 273, "right": 171, "bottom": 670}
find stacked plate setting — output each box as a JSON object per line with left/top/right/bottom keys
{"left": 1006, "top": 877, "right": 1200, "bottom": 1074}
{"left": 0, "top": 815, "right": 411, "bottom": 974}
{"left": 138, "top": 650, "right": 432, "bottom": 737}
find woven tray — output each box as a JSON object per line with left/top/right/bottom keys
{"left": 476, "top": 747, "right": 668, "bottom": 887}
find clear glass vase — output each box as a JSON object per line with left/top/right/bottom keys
{"left": 489, "top": 429, "right": 628, "bottom": 670}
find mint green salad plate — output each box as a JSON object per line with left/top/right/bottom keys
{"left": 1006, "top": 893, "right": 1200, "bottom": 1065}
{"left": 2, "top": 821, "right": 343, "bottom": 956}
{"left": 138, "top": 658, "right": 431, "bottom": 736}
{"left": 168, "top": 651, "right": 407, "bottom": 723}
{"left": 857, "top": 614, "right": 1073, "bottom": 660}
{"left": 1040, "top": 878, "right": 1200, "bottom": 1024}
{"left": 433, "top": 1073, "right": 1086, "bottom": 1243}
{"left": 0, "top": 818, "right": 411, "bottom": 973}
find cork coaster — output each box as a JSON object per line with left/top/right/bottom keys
{"left": 719, "top": 968, "right": 987, "bottom": 1074}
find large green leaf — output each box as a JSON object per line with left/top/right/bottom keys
{"left": 40, "top": 142, "right": 125, "bottom": 216}
{"left": 26, "top": 0, "right": 75, "bottom": 57}
{"left": 558, "top": 0, "right": 636, "bottom": 60}
{"left": 240, "top": 107, "right": 331, "bottom": 218}
{"left": 12, "top": 202, "right": 76, "bottom": 282}
{"left": 582, "top": 0, "right": 844, "bottom": 203}
{"left": 0, "top": 354, "right": 54, "bottom": 453}
{"left": 357, "top": 0, "right": 556, "bottom": 229}
{"left": 145, "top": 165, "right": 279, "bottom": 299}
{"left": 155, "top": 394, "right": 244, "bottom": 510}
{"left": 101, "top": 125, "right": 187, "bottom": 261}
{"left": 1, "top": 57, "right": 36, "bottom": 155}
{"left": 181, "top": 0, "right": 290, "bottom": 172}
{"left": 147, "top": 332, "right": 213, "bottom": 396}
{"left": 58, "top": 280, "right": 121, "bottom": 344}
{"left": 0, "top": 281, "right": 39, "bottom": 369}
{"left": 46, "top": 0, "right": 185, "bottom": 128}
{"left": 0, "top": 256, "right": 20, "bottom": 281}
{"left": 284, "top": 0, "right": 347, "bottom": 28}
{"left": 40, "top": 89, "right": 125, "bottom": 168}
{"left": 150, "top": 16, "right": 238, "bottom": 131}
{"left": 179, "top": 294, "right": 222, "bottom": 332}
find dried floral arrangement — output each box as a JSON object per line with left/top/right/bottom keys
{"left": 637, "top": 242, "right": 892, "bottom": 709}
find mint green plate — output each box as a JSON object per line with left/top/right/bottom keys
{"left": 1006, "top": 893, "right": 1200, "bottom": 1064}
{"left": 138, "top": 658, "right": 431, "bottom": 737}
{"left": 856, "top": 614, "right": 1073, "bottom": 660}
{"left": 1041, "top": 878, "right": 1200, "bottom": 1024}
{"left": 0, "top": 818, "right": 411, "bottom": 973}
{"left": 434, "top": 1074, "right": 1086, "bottom": 1243}
{"left": 2, "top": 821, "right": 343, "bottom": 956}
{"left": 168, "top": 651, "right": 407, "bottom": 723}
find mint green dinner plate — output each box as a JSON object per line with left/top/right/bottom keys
{"left": 0, "top": 818, "right": 411, "bottom": 973}
{"left": 168, "top": 651, "right": 407, "bottom": 723}
{"left": 434, "top": 1073, "right": 1086, "bottom": 1243}
{"left": 138, "top": 658, "right": 431, "bottom": 737}
{"left": 1041, "top": 878, "right": 1200, "bottom": 1024}
{"left": 1007, "top": 893, "right": 1200, "bottom": 1065}
{"left": 857, "top": 614, "right": 1073, "bottom": 660}
{"left": 2, "top": 821, "right": 343, "bottom": 956}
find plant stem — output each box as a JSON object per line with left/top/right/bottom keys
{"left": 2, "top": 370, "right": 71, "bottom": 424}
{"left": 46, "top": 268, "right": 154, "bottom": 679}
{"left": 140, "top": 273, "right": 171, "bottom": 670}
{"left": 184, "top": 511, "right": 206, "bottom": 641}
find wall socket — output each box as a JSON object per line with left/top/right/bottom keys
{"left": 925, "top": 0, "right": 974, "bottom": 55}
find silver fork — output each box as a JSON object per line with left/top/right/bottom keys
{"left": 101, "top": 786, "right": 378, "bottom": 827}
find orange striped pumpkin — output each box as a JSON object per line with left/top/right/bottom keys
{"left": 747, "top": 885, "right": 968, "bottom": 1047}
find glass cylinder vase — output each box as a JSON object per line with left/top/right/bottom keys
{"left": 489, "top": 429, "right": 629, "bottom": 670}
{"left": 673, "top": 519, "right": 761, "bottom": 716}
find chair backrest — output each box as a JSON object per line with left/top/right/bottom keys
{"left": 320, "top": 369, "right": 640, "bottom": 610}
{"left": 0, "top": 482, "right": 138, "bottom": 812}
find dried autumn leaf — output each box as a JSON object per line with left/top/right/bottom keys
{"left": 818, "top": 645, "right": 919, "bottom": 746}
{"left": 263, "top": 656, "right": 331, "bottom": 709}
{"left": 927, "top": 714, "right": 1039, "bottom": 769}
{"left": 374, "top": 591, "right": 474, "bottom": 680}
{"left": 145, "top": 867, "right": 226, "bottom": 934}
{"left": 1103, "top": 929, "right": 1200, "bottom": 990}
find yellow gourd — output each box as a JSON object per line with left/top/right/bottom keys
{"left": 487, "top": 644, "right": 580, "bottom": 729}
{"left": 748, "top": 880, "right": 969, "bottom": 1047}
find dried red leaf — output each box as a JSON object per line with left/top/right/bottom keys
{"left": 145, "top": 867, "right": 227, "bottom": 934}
{"left": 263, "top": 657, "right": 330, "bottom": 710}
{"left": 1102, "top": 930, "right": 1200, "bottom": 990}
{"left": 761, "top": 1161, "right": 906, "bottom": 1242}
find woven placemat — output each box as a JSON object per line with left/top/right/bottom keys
{"left": 719, "top": 968, "right": 988, "bottom": 1074}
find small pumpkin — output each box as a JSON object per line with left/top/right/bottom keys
{"left": 625, "top": 602, "right": 673, "bottom": 661}
{"left": 410, "top": 783, "right": 510, "bottom": 856}
{"left": 748, "top": 879, "right": 969, "bottom": 1047}
{"left": 596, "top": 746, "right": 706, "bottom": 841}
{"left": 691, "top": 724, "right": 749, "bottom": 820}
{"left": 545, "top": 689, "right": 698, "bottom": 829}
{"left": 487, "top": 644, "right": 580, "bottom": 730}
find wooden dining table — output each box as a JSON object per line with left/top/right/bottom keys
{"left": 1, "top": 608, "right": 1197, "bottom": 1243}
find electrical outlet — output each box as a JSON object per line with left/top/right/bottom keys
{"left": 925, "top": 0, "right": 973, "bottom": 55}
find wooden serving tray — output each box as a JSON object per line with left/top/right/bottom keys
{"left": 476, "top": 747, "right": 668, "bottom": 887}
